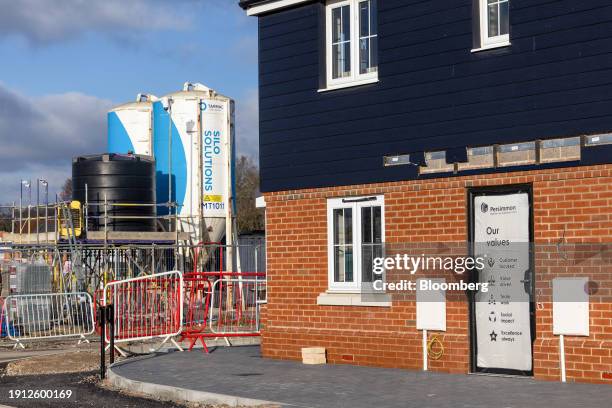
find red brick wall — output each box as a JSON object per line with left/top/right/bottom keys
{"left": 261, "top": 164, "right": 612, "bottom": 384}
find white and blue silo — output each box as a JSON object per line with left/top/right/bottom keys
{"left": 107, "top": 83, "right": 235, "bottom": 245}
{"left": 108, "top": 94, "right": 157, "bottom": 156}
{"left": 152, "top": 97, "right": 186, "bottom": 218}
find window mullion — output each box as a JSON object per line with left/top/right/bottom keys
{"left": 351, "top": 0, "right": 358, "bottom": 81}
{"left": 368, "top": 1, "right": 372, "bottom": 72}
{"left": 482, "top": 0, "right": 487, "bottom": 44}
{"left": 498, "top": 2, "right": 501, "bottom": 36}
{"left": 326, "top": 5, "right": 332, "bottom": 87}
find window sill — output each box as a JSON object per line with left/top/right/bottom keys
{"left": 318, "top": 77, "right": 379, "bottom": 93}
{"left": 317, "top": 292, "right": 392, "bottom": 307}
{"left": 471, "top": 42, "right": 511, "bottom": 53}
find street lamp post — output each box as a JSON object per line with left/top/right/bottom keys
{"left": 42, "top": 180, "right": 49, "bottom": 242}
{"left": 36, "top": 179, "right": 40, "bottom": 244}
{"left": 38, "top": 179, "right": 48, "bottom": 243}
{"left": 19, "top": 181, "right": 23, "bottom": 235}
{"left": 27, "top": 180, "right": 32, "bottom": 237}
{"left": 20, "top": 180, "right": 31, "bottom": 241}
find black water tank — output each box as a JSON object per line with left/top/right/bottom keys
{"left": 72, "top": 154, "right": 156, "bottom": 232}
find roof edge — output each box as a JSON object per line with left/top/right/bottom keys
{"left": 239, "top": 0, "right": 315, "bottom": 16}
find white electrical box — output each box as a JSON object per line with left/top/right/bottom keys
{"left": 553, "top": 278, "right": 589, "bottom": 336}
{"left": 416, "top": 278, "right": 446, "bottom": 331}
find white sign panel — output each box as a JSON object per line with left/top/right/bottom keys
{"left": 416, "top": 278, "right": 446, "bottom": 331}
{"left": 170, "top": 96, "right": 200, "bottom": 219}
{"left": 474, "top": 193, "right": 532, "bottom": 372}
{"left": 201, "top": 99, "right": 229, "bottom": 218}
{"left": 553, "top": 278, "right": 589, "bottom": 336}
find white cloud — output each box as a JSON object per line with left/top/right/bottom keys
{"left": 0, "top": 0, "right": 190, "bottom": 45}
{"left": 235, "top": 88, "right": 259, "bottom": 160}
{"left": 0, "top": 82, "right": 260, "bottom": 203}
{"left": 0, "top": 83, "right": 113, "bottom": 203}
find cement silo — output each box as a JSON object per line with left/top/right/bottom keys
{"left": 108, "top": 94, "right": 157, "bottom": 156}
{"left": 153, "top": 82, "right": 235, "bottom": 245}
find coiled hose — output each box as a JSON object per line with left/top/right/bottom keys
{"left": 427, "top": 334, "right": 444, "bottom": 360}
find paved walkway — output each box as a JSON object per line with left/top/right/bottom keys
{"left": 111, "top": 346, "right": 611, "bottom": 408}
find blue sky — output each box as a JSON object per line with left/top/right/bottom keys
{"left": 0, "top": 0, "right": 257, "bottom": 203}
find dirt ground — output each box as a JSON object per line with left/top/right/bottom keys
{"left": 0, "top": 347, "right": 274, "bottom": 408}
{"left": 3, "top": 348, "right": 102, "bottom": 376}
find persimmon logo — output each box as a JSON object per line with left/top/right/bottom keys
{"left": 481, "top": 202, "right": 489, "bottom": 213}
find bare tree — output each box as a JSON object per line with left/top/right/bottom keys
{"left": 235, "top": 155, "right": 264, "bottom": 234}
{"left": 0, "top": 206, "right": 11, "bottom": 232}
{"left": 60, "top": 178, "right": 72, "bottom": 201}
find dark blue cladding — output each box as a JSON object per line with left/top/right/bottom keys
{"left": 256, "top": 0, "right": 612, "bottom": 192}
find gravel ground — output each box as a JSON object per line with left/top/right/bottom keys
{"left": 3, "top": 349, "right": 103, "bottom": 376}
{"left": 0, "top": 348, "right": 267, "bottom": 408}
{"left": 0, "top": 367, "right": 186, "bottom": 408}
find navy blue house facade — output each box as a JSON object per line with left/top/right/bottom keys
{"left": 241, "top": 0, "right": 612, "bottom": 192}
{"left": 239, "top": 0, "right": 612, "bottom": 383}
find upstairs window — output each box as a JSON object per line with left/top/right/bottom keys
{"left": 325, "top": 0, "right": 378, "bottom": 90}
{"left": 476, "top": 0, "right": 510, "bottom": 50}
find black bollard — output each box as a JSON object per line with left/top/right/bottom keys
{"left": 99, "top": 305, "right": 106, "bottom": 379}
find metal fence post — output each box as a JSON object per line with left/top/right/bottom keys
{"left": 104, "top": 194, "right": 108, "bottom": 247}
{"left": 104, "top": 195, "right": 108, "bottom": 287}
{"left": 54, "top": 194, "right": 58, "bottom": 245}
{"left": 151, "top": 244, "right": 156, "bottom": 275}
{"left": 113, "top": 248, "right": 118, "bottom": 281}
{"left": 109, "top": 304, "right": 115, "bottom": 365}
{"left": 98, "top": 304, "right": 106, "bottom": 379}
{"left": 174, "top": 205, "right": 179, "bottom": 270}
{"left": 11, "top": 201, "right": 15, "bottom": 234}
{"left": 84, "top": 183, "right": 89, "bottom": 234}
{"left": 255, "top": 246, "right": 258, "bottom": 273}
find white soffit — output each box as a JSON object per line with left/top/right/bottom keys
{"left": 247, "top": 0, "right": 312, "bottom": 16}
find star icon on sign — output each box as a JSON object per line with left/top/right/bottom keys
{"left": 490, "top": 331, "right": 498, "bottom": 342}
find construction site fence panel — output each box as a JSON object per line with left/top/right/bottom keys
{"left": 103, "top": 270, "right": 183, "bottom": 343}
{"left": 2, "top": 292, "right": 94, "bottom": 344}
{"left": 208, "top": 275, "right": 266, "bottom": 335}
{"left": 183, "top": 273, "right": 213, "bottom": 335}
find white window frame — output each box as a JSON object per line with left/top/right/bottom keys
{"left": 326, "top": 195, "right": 385, "bottom": 293}
{"left": 476, "top": 0, "right": 510, "bottom": 51}
{"left": 324, "top": 0, "right": 379, "bottom": 91}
